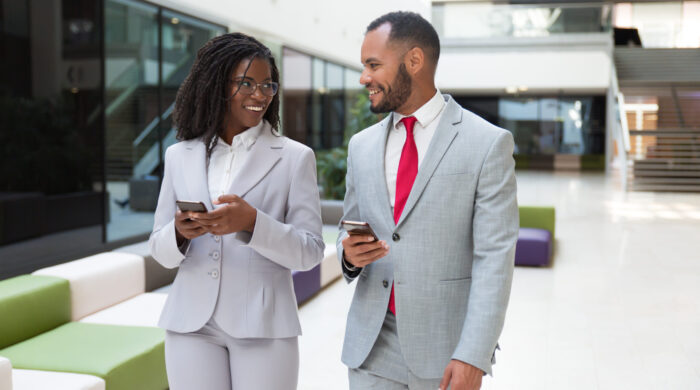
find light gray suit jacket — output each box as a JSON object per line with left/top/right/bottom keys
{"left": 338, "top": 95, "right": 518, "bottom": 377}
{"left": 150, "top": 125, "right": 324, "bottom": 338}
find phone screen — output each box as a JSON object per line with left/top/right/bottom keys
{"left": 341, "top": 220, "right": 379, "bottom": 241}
{"left": 176, "top": 200, "right": 207, "bottom": 213}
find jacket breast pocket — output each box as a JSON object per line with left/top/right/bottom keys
{"left": 438, "top": 276, "right": 472, "bottom": 285}
{"left": 431, "top": 169, "right": 475, "bottom": 178}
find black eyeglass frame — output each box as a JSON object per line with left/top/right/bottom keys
{"left": 230, "top": 77, "right": 279, "bottom": 97}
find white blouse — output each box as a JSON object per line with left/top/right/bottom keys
{"left": 207, "top": 120, "right": 265, "bottom": 207}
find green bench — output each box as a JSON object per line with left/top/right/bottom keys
{"left": 0, "top": 275, "right": 167, "bottom": 390}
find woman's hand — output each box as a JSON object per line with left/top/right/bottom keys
{"left": 191, "top": 194, "right": 257, "bottom": 236}
{"left": 174, "top": 210, "right": 208, "bottom": 245}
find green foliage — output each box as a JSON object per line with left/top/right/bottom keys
{"left": 316, "top": 93, "right": 384, "bottom": 200}
{"left": 0, "top": 94, "right": 93, "bottom": 195}
{"left": 316, "top": 147, "right": 349, "bottom": 200}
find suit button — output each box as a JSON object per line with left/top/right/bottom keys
{"left": 209, "top": 269, "right": 219, "bottom": 279}
{"left": 392, "top": 233, "right": 400, "bottom": 242}
{"left": 382, "top": 280, "right": 389, "bottom": 288}
{"left": 211, "top": 251, "right": 220, "bottom": 260}
{"left": 213, "top": 235, "right": 220, "bottom": 242}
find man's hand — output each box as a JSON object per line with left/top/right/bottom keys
{"left": 341, "top": 234, "right": 389, "bottom": 268}
{"left": 190, "top": 195, "right": 257, "bottom": 235}
{"left": 174, "top": 210, "right": 207, "bottom": 245}
{"left": 439, "top": 360, "right": 483, "bottom": 390}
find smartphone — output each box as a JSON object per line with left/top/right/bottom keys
{"left": 341, "top": 220, "right": 379, "bottom": 242}
{"left": 176, "top": 200, "right": 207, "bottom": 213}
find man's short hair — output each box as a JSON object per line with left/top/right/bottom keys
{"left": 366, "top": 11, "right": 440, "bottom": 65}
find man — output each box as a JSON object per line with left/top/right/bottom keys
{"left": 337, "top": 11, "right": 518, "bottom": 390}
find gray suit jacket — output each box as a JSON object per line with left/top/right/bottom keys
{"left": 150, "top": 125, "right": 324, "bottom": 338}
{"left": 337, "top": 95, "right": 518, "bottom": 377}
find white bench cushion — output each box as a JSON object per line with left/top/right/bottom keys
{"left": 13, "top": 369, "right": 104, "bottom": 390}
{"left": 0, "top": 356, "right": 12, "bottom": 390}
{"left": 33, "top": 253, "right": 145, "bottom": 320}
{"left": 80, "top": 293, "right": 167, "bottom": 328}
{"left": 320, "top": 246, "right": 341, "bottom": 287}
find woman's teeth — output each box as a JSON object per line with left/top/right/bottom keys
{"left": 245, "top": 106, "right": 264, "bottom": 112}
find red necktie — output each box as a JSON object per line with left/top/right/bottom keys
{"left": 389, "top": 116, "right": 418, "bottom": 315}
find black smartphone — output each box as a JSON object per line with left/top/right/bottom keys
{"left": 176, "top": 200, "right": 207, "bottom": 213}
{"left": 341, "top": 220, "right": 379, "bottom": 242}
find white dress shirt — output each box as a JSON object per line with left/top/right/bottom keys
{"left": 343, "top": 91, "right": 447, "bottom": 273}
{"left": 385, "top": 90, "right": 446, "bottom": 208}
{"left": 207, "top": 120, "right": 264, "bottom": 207}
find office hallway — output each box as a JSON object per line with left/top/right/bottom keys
{"left": 298, "top": 171, "right": 700, "bottom": 390}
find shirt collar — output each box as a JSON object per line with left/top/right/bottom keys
{"left": 392, "top": 89, "right": 445, "bottom": 130}
{"left": 213, "top": 120, "right": 265, "bottom": 151}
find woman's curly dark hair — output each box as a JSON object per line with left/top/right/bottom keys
{"left": 173, "top": 32, "right": 280, "bottom": 159}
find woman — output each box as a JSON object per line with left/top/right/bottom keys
{"left": 149, "top": 32, "right": 324, "bottom": 390}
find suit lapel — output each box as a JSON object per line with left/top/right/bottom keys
{"left": 184, "top": 141, "right": 215, "bottom": 211}
{"left": 396, "top": 97, "right": 463, "bottom": 228}
{"left": 228, "top": 129, "right": 283, "bottom": 198}
{"left": 370, "top": 115, "right": 396, "bottom": 233}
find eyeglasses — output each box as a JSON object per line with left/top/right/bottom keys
{"left": 231, "top": 78, "right": 279, "bottom": 97}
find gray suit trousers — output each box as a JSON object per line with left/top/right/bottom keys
{"left": 349, "top": 312, "right": 442, "bottom": 390}
{"left": 165, "top": 319, "right": 298, "bottom": 390}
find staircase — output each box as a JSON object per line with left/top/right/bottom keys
{"left": 102, "top": 51, "right": 193, "bottom": 181}
{"left": 629, "top": 129, "right": 700, "bottom": 191}
{"left": 105, "top": 85, "right": 160, "bottom": 181}
{"left": 613, "top": 48, "right": 700, "bottom": 192}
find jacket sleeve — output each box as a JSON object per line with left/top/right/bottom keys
{"left": 240, "top": 146, "right": 325, "bottom": 271}
{"left": 148, "top": 146, "right": 188, "bottom": 269}
{"left": 451, "top": 131, "right": 518, "bottom": 376}
{"left": 336, "top": 138, "right": 363, "bottom": 282}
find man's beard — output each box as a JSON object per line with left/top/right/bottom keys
{"left": 370, "top": 63, "right": 412, "bottom": 114}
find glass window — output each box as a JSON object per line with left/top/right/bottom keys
{"left": 324, "top": 62, "right": 345, "bottom": 148}
{"left": 614, "top": 1, "right": 700, "bottom": 48}
{"left": 105, "top": 0, "right": 159, "bottom": 242}
{"left": 499, "top": 98, "right": 541, "bottom": 155}
{"left": 344, "top": 68, "right": 363, "bottom": 138}
{"left": 311, "top": 58, "right": 325, "bottom": 149}
{"left": 0, "top": 0, "right": 105, "bottom": 276}
{"left": 281, "top": 48, "right": 362, "bottom": 150}
{"left": 457, "top": 95, "right": 606, "bottom": 157}
{"left": 104, "top": 1, "right": 224, "bottom": 242}
{"left": 434, "top": 2, "right": 612, "bottom": 39}
{"left": 159, "top": 10, "right": 224, "bottom": 153}
{"left": 282, "top": 48, "right": 312, "bottom": 145}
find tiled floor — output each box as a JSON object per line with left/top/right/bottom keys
{"left": 298, "top": 171, "right": 700, "bottom": 390}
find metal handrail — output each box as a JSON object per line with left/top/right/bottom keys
{"left": 433, "top": 1, "right": 613, "bottom": 39}
{"left": 617, "top": 93, "right": 632, "bottom": 153}
{"left": 132, "top": 103, "right": 175, "bottom": 147}
{"left": 432, "top": 1, "right": 611, "bottom": 9}
{"left": 131, "top": 52, "right": 192, "bottom": 150}
{"left": 629, "top": 129, "right": 700, "bottom": 136}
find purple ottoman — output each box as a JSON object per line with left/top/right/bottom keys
{"left": 515, "top": 228, "right": 552, "bottom": 266}
{"left": 292, "top": 264, "right": 321, "bottom": 305}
